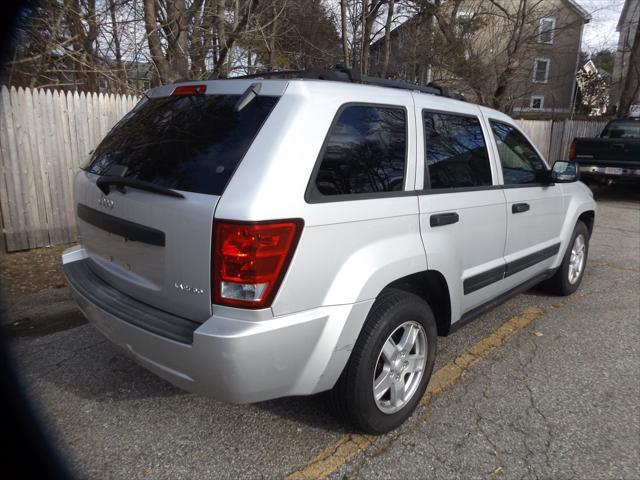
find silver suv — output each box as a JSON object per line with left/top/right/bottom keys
{"left": 62, "top": 69, "right": 596, "bottom": 434}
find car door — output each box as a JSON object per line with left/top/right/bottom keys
{"left": 415, "top": 100, "right": 508, "bottom": 322}
{"left": 485, "top": 118, "right": 565, "bottom": 288}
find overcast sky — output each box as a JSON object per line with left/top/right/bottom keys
{"left": 578, "top": 0, "right": 625, "bottom": 52}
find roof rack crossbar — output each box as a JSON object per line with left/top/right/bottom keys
{"left": 231, "top": 67, "right": 465, "bottom": 101}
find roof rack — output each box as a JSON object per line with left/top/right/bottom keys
{"left": 233, "top": 66, "right": 466, "bottom": 101}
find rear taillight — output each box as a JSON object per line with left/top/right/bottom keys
{"left": 213, "top": 220, "right": 303, "bottom": 309}
{"left": 568, "top": 139, "right": 577, "bottom": 161}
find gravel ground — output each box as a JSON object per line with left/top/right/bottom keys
{"left": 0, "top": 243, "right": 72, "bottom": 297}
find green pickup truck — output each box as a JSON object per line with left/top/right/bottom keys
{"left": 569, "top": 117, "right": 640, "bottom": 184}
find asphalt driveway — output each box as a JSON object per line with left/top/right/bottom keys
{"left": 4, "top": 186, "right": 639, "bottom": 479}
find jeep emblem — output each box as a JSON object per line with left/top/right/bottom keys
{"left": 98, "top": 195, "right": 115, "bottom": 209}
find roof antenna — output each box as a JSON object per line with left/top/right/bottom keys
{"left": 234, "top": 82, "right": 262, "bottom": 112}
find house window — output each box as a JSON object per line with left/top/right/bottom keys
{"left": 533, "top": 58, "right": 550, "bottom": 83}
{"left": 538, "top": 17, "right": 556, "bottom": 44}
{"left": 143, "top": 80, "right": 151, "bottom": 90}
{"left": 530, "top": 96, "right": 544, "bottom": 109}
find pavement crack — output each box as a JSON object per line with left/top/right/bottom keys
{"left": 471, "top": 373, "right": 506, "bottom": 480}
{"left": 39, "top": 339, "right": 107, "bottom": 375}
{"left": 515, "top": 331, "right": 554, "bottom": 479}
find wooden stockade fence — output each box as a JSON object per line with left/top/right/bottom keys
{"left": 516, "top": 118, "right": 608, "bottom": 163}
{"left": 0, "top": 86, "right": 139, "bottom": 252}
{"left": 0, "top": 85, "right": 610, "bottom": 252}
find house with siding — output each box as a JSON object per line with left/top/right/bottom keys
{"left": 611, "top": 0, "right": 640, "bottom": 115}
{"left": 370, "top": 0, "right": 590, "bottom": 117}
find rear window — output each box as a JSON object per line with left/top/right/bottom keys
{"left": 423, "top": 111, "right": 492, "bottom": 189}
{"left": 601, "top": 120, "right": 640, "bottom": 139}
{"left": 314, "top": 105, "right": 407, "bottom": 196}
{"left": 85, "top": 94, "right": 279, "bottom": 195}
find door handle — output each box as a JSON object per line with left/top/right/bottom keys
{"left": 512, "top": 203, "right": 530, "bottom": 214}
{"left": 430, "top": 212, "right": 459, "bottom": 227}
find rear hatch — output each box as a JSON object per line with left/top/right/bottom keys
{"left": 75, "top": 82, "right": 282, "bottom": 322}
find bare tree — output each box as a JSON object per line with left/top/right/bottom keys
{"left": 618, "top": 21, "right": 640, "bottom": 116}
{"left": 380, "top": 0, "right": 394, "bottom": 77}
{"left": 340, "top": 0, "right": 350, "bottom": 67}
{"left": 212, "top": 0, "right": 258, "bottom": 77}
{"left": 360, "top": 0, "right": 386, "bottom": 74}
{"left": 107, "top": 0, "right": 126, "bottom": 92}
{"left": 0, "top": 0, "right": 338, "bottom": 92}
{"left": 369, "top": 0, "right": 587, "bottom": 112}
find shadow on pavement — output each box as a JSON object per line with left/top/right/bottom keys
{"left": 13, "top": 322, "right": 350, "bottom": 432}
{"left": 2, "top": 308, "right": 86, "bottom": 338}
{"left": 588, "top": 183, "right": 640, "bottom": 204}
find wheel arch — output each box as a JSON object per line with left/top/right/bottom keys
{"left": 578, "top": 210, "right": 595, "bottom": 237}
{"left": 383, "top": 270, "right": 452, "bottom": 336}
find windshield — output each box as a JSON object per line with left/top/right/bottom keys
{"left": 601, "top": 120, "right": 640, "bottom": 139}
{"left": 84, "top": 94, "right": 279, "bottom": 195}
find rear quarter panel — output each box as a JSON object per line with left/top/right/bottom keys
{"left": 215, "top": 81, "right": 425, "bottom": 317}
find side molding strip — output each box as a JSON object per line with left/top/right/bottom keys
{"left": 463, "top": 265, "right": 505, "bottom": 294}
{"left": 504, "top": 243, "right": 560, "bottom": 278}
{"left": 463, "top": 243, "right": 561, "bottom": 295}
{"left": 451, "top": 269, "right": 557, "bottom": 334}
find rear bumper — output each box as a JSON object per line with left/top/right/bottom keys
{"left": 578, "top": 164, "right": 640, "bottom": 181}
{"left": 63, "top": 247, "right": 372, "bottom": 403}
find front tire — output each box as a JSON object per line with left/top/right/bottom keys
{"left": 543, "top": 221, "right": 590, "bottom": 296}
{"left": 326, "top": 289, "right": 437, "bottom": 434}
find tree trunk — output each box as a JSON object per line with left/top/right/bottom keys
{"left": 267, "top": 2, "right": 278, "bottom": 69}
{"left": 64, "top": 0, "right": 99, "bottom": 91}
{"left": 165, "top": 0, "right": 190, "bottom": 80}
{"left": 340, "top": 0, "right": 350, "bottom": 67}
{"left": 360, "top": 0, "right": 367, "bottom": 73}
{"left": 108, "top": 0, "right": 125, "bottom": 92}
{"left": 360, "top": 1, "right": 384, "bottom": 75}
{"left": 380, "top": 0, "right": 394, "bottom": 78}
{"left": 212, "top": 0, "right": 257, "bottom": 78}
{"left": 492, "top": 57, "right": 520, "bottom": 110}
{"left": 619, "top": 23, "right": 640, "bottom": 116}
{"left": 143, "top": 0, "right": 172, "bottom": 83}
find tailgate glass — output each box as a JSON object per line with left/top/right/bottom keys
{"left": 84, "top": 94, "right": 279, "bottom": 195}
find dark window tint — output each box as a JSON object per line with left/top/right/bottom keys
{"left": 423, "top": 112, "right": 492, "bottom": 189}
{"left": 490, "top": 121, "right": 547, "bottom": 185}
{"left": 601, "top": 120, "right": 640, "bottom": 139}
{"left": 85, "top": 94, "right": 279, "bottom": 195}
{"left": 315, "top": 105, "right": 406, "bottom": 196}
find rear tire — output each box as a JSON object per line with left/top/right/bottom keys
{"left": 542, "top": 221, "right": 590, "bottom": 296}
{"left": 326, "top": 289, "right": 437, "bottom": 434}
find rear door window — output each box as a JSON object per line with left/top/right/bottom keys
{"left": 423, "top": 111, "right": 493, "bottom": 189}
{"left": 85, "top": 94, "right": 279, "bottom": 195}
{"left": 314, "top": 105, "right": 407, "bottom": 196}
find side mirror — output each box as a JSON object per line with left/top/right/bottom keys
{"left": 551, "top": 160, "right": 579, "bottom": 183}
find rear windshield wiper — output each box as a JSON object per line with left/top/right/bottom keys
{"left": 96, "top": 176, "right": 185, "bottom": 199}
